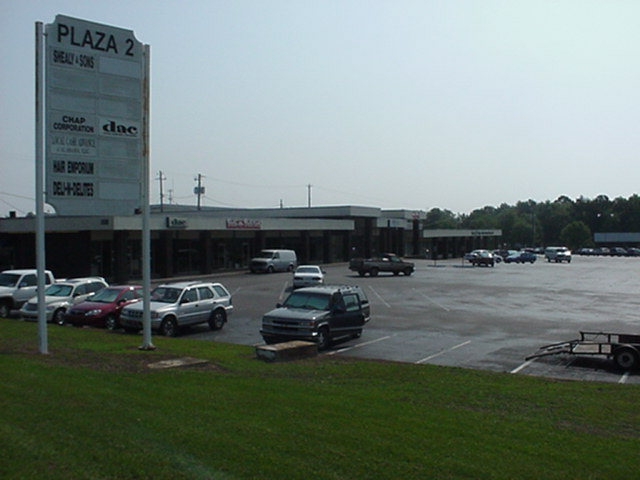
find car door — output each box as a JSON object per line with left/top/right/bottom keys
{"left": 15, "top": 274, "right": 38, "bottom": 305}
{"left": 330, "top": 292, "right": 365, "bottom": 337}
{"left": 196, "top": 286, "right": 216, "bottom": 323}
{"left": 72, "top": 284, "right": 90, "bottom": 304}
{"left": 177, "top": 288, "right": 200, "bottom": 326}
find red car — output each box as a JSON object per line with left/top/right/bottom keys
{"left": 65, "top": 285, "right": 142, "bottom": 330}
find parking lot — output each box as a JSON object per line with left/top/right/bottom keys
{"left": 176, "top": 255, "right": 640, "bottom": 384}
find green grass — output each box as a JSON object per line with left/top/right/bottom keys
{"left": 1, "top": 320, "right": 639, "bottom": 479}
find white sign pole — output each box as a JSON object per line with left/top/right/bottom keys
{"left": 140, "top": 44, "right": 154, "bottom": 351}
{"left": 35, "top": 21, "right": 48, "bottom": 354}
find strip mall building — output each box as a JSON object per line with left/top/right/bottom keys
{"left": 0, "top": 205, "right": 502, "bottom": 282}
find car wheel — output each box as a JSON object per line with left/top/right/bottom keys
{"left": 370, "top": 267, "right": 379, "bottom": 277}
{"left": 160, "top": 317, "right": 178, "bottom": 337}
{"left": 54, "top": 309, "right": 66, "bottom": 325}
{"left": 317, "top": 327, "right": 331, "bottom": 350}
{"left": 208, "top": 309, "right": 226, "bottom": 330}
{"left": 358, "top": 271, "right": 365, "bottom": 277}
{"left": 105, "top": 315, "right": 118, "bottom": 331}
{"left": 614, "top": 348, "right": 639, "bottom": 370}
{"left": 0, "top": 302, "right": 10, "bottom": 318}
{"left": 404, "top": 268, "right": 412, "bottom": 276}
{"left": 267, "top": 266, "right": 274, "bottom": 273}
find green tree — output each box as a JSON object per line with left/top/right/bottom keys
{"left": 559, "top": 221, "right": 592, "bottom": 250}
{"left": 424, "top": 208, "right": 460, "bottom": 229}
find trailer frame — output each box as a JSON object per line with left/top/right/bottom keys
{"left": 526, "top": 331, "right": 640, "bottom": 370}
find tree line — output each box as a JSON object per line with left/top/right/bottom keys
{"left": 424, "top": 194, "right": 640, "bottom": 251}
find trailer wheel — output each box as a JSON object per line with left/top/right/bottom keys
{"left": 614, "top": 347, "right": 639, "bottom": 370}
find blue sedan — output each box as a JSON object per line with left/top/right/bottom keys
{"left": 505, "top": 251, "right": 537, "bottom": 264}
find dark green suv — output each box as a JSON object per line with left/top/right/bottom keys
{"left": 261, "top": 285, "right": 370, "bottom": 350}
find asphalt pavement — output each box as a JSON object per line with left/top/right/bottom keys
{"left": 181, "top": 255, "right": 640, "bottom": 384}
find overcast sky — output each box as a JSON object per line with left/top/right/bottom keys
{"left": 2, "top": 1, "right": 639, "bottom": 217}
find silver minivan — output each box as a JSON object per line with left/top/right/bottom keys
{"left": 249, "top": 249, "right": 298, "bottom": 273}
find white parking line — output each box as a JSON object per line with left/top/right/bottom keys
{"left": 413, "top": 288, "right": 450, "bottom": 312}
{"left": 510, "top": 359, "right": 535, "bottom": 374}
{"left": 619, "top": 372, "right": 629, "bottom": 384}
{"left": 415, "top": 340, "right": 471, "bottom": 364}
{"left": 327, "top": 335, "right": 392, "bottom": 355}
{"left": 279, "top": 281, "right": 289, "bottom": 301}
{"left": 368, "top": 286, "right": 391, "bottom": 308}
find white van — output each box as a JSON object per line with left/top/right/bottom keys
{"left": 544, "top": 246, "right": 572, "bottom": 263}
{"left": 250, "top": 249, "right": 297, "bottom": 273}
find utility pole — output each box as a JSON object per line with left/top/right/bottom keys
{"left": 307, "top": 183, "right": 312, "bottom": 208}
{"left": 194, "top": 174, "right": 205, "bottom": 210}
{"left": 156, "top": 171, "right": 166, "bottom": 212}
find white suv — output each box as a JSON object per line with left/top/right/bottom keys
{"left": 544, "top": 246, "right": 572, "bottom": 263}
{"left": 20, "top": 277, "right": 108, "bottom": 324}
{"left": 120, "top": 281, "right": 233, "bottom": 336}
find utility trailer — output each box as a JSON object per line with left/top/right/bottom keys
{"left": 526, "top": 331, "right": 640, "bottom": 370}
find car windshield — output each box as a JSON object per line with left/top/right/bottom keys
{"left": 150, "top": 287, "right": 181, "bottom": 303}
{"left": 296, "top": 267, "right": 319, "bottom": 274}
{"left": 283, "top": 292, "right": 330, "bottom": 311}
{"left": 89, "top": 288, "right": 121, "bottom": 303}
{"left": 256, "top": 250, "right": 274, "bottom": 259}
{"left": 44, "top": 284, "right": 73, "bottom": 297}
{"left": 0, "top": 273, "right": 20, "bottom": 287}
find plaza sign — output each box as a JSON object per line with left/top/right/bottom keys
{"left": 44, "top": 15, "right": 147, "bottom": 216}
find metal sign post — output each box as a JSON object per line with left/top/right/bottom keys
{"left": 35, "top": 21, "right": 48, "bottom": 354}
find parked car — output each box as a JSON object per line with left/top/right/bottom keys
{"left": 64, "top": 285, "right": 143, "bottom": 330}
{"left": 0, "top": 269, "right": 55, "bottom": 318}
{"left": 544, "top": 246, "right": 572, "bottom": 263}
{"left": 119, "top": 281, "right": 233, "bottom": 336}
{"left": 19, "top": 277, "right": 109, "bottom": 324}
{"left": 465, "top": 249, "right": 495, "bottom": 267}
{"left": 293, "top": 265, "right": 325, "bottom": 289}
{"left": 504, "top": 251, "right": 537, "bottom": 264}
{"left": 610, "top": 247, "right": 628, "bottom": 256}
{"left": 491, "top": 251, "right": 504, "bottom": 263}
{"left": 261, "top": 285, "right": 370, "bottom": 350}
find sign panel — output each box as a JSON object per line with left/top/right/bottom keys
{"left": 45, "top": 15, "right": 145, "bottom": 215}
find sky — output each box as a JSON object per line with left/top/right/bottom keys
{"left": 2, "top": 0, "right": 640, "bottom": 217}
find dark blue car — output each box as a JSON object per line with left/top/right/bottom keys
{"left": 505, "top": 251, "right": 537, "bottom": 264}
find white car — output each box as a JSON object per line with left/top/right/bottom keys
{"left": 19, "top": 277, "right": 108, "bottom": 324}
{"left": 292, "top": 265, "right": 325, "bottom": 289}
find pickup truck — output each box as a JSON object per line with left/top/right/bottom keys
{"left": 0, "top": 269, "right": 56, "bottom": 318}
{"left": 349, "top": 253, "right": 415, "bottom": 277}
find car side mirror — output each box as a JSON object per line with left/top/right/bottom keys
{"left": 276, "top": 303, "right": 282, "bottom": 308}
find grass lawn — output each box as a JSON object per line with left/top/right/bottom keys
{"left": 1, "top": 319, "right": 639, "bottom": 479}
